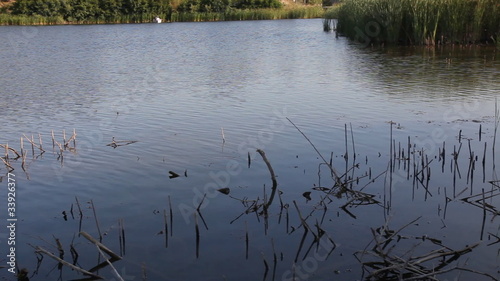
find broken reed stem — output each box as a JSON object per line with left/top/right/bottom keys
{"left": 31, "top": 134, "right": 35, "bottom": 156}
{"left": 118, "top": 218, "right": 126, "bottom": 256}
{"left": 51, "top": 130, "right": 55, "bottom": 148}
{"left": 35, "top": 246, "right": 103, "bottom": 279}
{"left": 164, "top": 209, "right": 169, "bottom": 248}
{"left": 38, "top": 133, "right": 43, "bottom": 151}
{"left": 90, "top": 200, "right": 103, "bottom": 241}
{"left": 80, "top": 231, "right": 121, "bottom": 260}
{"left": 95, "top": 245, "right": 124, "bottom": 281}
{"left": 168, "top": 195, "right": 173, "bottom": 237}
{"left": 287, "top": 117, "right": 343, "bottom": 186}
{"left": 0, "top": 156, "right": 14, "bottom": 171}
{"left": 194, "top": 212, "right": 200, "bottom": 258}
{"left": 480, "top": 188, "right": 486, "bottom": 240}
{"left": 0, "top": 144, "right": 21, "bottom": 158}
{"left": 221, "top": 127, "right": 225, "bottom": 143}
{"left": 257, "top": 149, "right": 278, "bottom": 210}
{"left": 22, "top": 134, "right": 45, "bottom": 153}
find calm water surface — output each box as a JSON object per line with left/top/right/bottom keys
{"left": 0, "top": 19, "right": 499, "bottom": 280}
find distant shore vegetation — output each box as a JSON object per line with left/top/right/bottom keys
{"left": 0, "top": 0, "right": 326, "bottom": 25}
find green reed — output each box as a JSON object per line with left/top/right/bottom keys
{"left": 336, "top": 0, "right": 500, "bottom": 45}
{"left": 169, "top": 6, "right": 324, "bottom": 22}
{"left": 0, "top": 14, "right": 66, "bottom": 25}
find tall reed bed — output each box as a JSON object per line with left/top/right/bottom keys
{"left": 335, "top": 0, "right": 500, "bottom": 45}
{"left": 170, "top": 6, "right": 324, "bottom": 22}
{"left": 0, "top": 14, "right": 65, "bottom": 25}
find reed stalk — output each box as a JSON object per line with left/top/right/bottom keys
{"left": 336, "top": 0, "right": 499, "bottom": 45}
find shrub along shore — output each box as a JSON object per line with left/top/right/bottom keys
{"left": 329, "top": 0, "right": 499, "bottom": 46}
{"left": 0, "top": 0, "right": 325, "bottom": 25}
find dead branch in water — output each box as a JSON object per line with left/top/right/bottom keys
{"left": 106, "top": 137, "right": 138, "bottom": 148}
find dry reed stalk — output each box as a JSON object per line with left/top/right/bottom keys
{"left": 163, "top": 209, "right": 169, "bottom": 248}
{"left": 119, "top": 218, "right": 126, "bottom": 256}
{"left": 80, "top": 231, "right": 121, "bottom": 260}
{"left": 194, "top": 212, "right": 200, "bottom": 258}
{"left": 287, "top": 117, "right": 342, "bottom": 186}
{"left": 90, "top": 200, "right": 103, "bottom": 241}
{"left": 221, "top": 127, "right": 225, "bottom": 143}
{"left": 51, "top": 130, "right": 55, "bottom": 147}
{"left": 35, "top": 246, "right": 103, "bottom": 279}
{"left": 31, "top": 134, "right": 34, "bottom": 156}
{"left": 38, "top": 133, "right": 43, "bottom": 151}
{"left": 0, "top": 144, "right": 21, "bottom": 158}
{"left": 22, "top": 134, "right": 45, "bottom": 153}
{"left": 168, "top": 195, "right": 173, "bottom": 236}
{"left": 96, "top": 244, "right": 124, "bottom": 281}
{"left": 257, "top": 149, "right": 278, "bottom": 209}
{"left": 0, "top": 156, "right": 14, "bottom": 171}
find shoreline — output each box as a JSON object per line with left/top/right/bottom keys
{"left": 0, "top": 6, "right": 326, "bottom": 26}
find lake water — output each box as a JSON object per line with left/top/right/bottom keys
{"left": 0, "top": 19, "right": 499, "bottom": 281}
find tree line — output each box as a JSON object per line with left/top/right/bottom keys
{"left": 6, "top": 0, "right": 284, "bottom": 22}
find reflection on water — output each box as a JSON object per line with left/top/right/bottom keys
{"left": 0, "top": 19, "right": 499, "bottom": 280}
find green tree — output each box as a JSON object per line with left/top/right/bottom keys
{"left": 98, "top": 0, "right": 122, "bottom": 20}
{"left": 67, "top": 0, "right": 99, "bottom": 21}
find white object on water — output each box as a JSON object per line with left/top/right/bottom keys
{"left": 154, "top": 17, "right": 162, "bottom": 23}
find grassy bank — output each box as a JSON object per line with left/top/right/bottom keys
{"left": 328, "top": 0, "right": 499, "bottom": 46}
{"left": 0, "top": 4, "right": 324, "bottom": 25}
{"left": 170, "top": 6, "right": 324, "bottom": 22}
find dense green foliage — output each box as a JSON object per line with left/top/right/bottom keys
{"left": 333, "top": 0, "right": 499, "bottom": 45}
{"left": 1, "top": 0, "right": 316, "bottom": 23}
